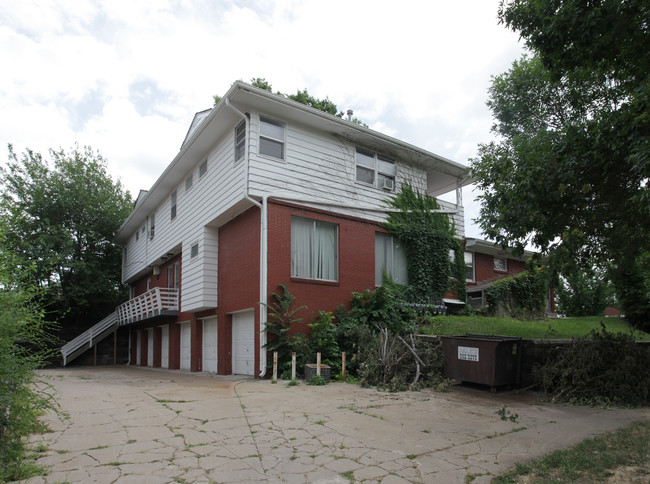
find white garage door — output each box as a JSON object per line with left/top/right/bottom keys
{"left": 147, "top": 328, "right": 154, "bottom": 367}
{"left": 161, "top": 325, "right": 169, "bottom": 369}
{"left": 232, "top": 310, "right": 254, "bottom": 376}
{"left": 136, "top": 331, "right": 141, "bottom": 365}
{"left": 180, "top": 322, "right": 191, "bottom": 370}
{"left": 202, "top": 317, "right": 218, "bottom": 373}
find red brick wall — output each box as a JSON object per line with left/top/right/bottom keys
{"left": 471, "top": 252, "right": 527, "bottom": 286}
{"left": 217, "top": 206, "right": 262, "bottom": 375}
{"left": 267, "top": 200, "right": 382, "bottom": 333}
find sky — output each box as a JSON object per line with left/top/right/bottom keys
{"left": 0, "top": 0, "right": 525, "bottom": 239}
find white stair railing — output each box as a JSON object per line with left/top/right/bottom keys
{"left": 60, "top": 312, "right": 118, "bottom": 366}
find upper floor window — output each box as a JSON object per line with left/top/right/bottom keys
{"left": 199, "top": 159, "right": 207, "bottom": 178}
{"left": 235, "top": 120, "right": 246, "bottom": 162}
{"left": 170, "top": 190, "right": 177, "bottom": 221}
{"left": 465, "top": 252, "right": 474, "bottom": 282}
{"left": 259, "top": 116, "right": 285, "bottom": 160}
{"left": 494, "top": 256, "right": 508, "bottom": 272}
{"left": 375, "top": 232, "right": 408, "bottom": 285}
{"left": 356, "top": 148, "right": 395, "bottom": 191}
{"left": 291, "top": 216, "right": 338, "bottom": 281}
{"left": 185, "top": 174, "right": 193, "bottom": 191}
{"left": 190, "top": 243, "right": 199, "bottom": 259}
{"left": 149, "top": 213, "right": 156, "bottom": 239}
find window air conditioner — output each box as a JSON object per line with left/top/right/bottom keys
{"left": 380, "top": 178, "right": 394, "bottom": 191}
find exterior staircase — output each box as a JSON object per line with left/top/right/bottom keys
{"left": 61, "top": 312, "right": 118, "bottom": 366}
{"left": 60, "top": 287, "right": 179, "bottom": 366}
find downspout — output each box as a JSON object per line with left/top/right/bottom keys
{"left": 225, "top": 97, "right": 268, "bottom": 377}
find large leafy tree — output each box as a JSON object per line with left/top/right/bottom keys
{"left": 0, "top": 145, "right": 133, "bottom": 333}
{"left": 472, "top": 0, "right": 650, "bottom": 327}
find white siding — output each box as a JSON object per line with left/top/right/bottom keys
{"left": 121, "top": 127, "right": 245, "bottom": 288}
{"left": 247, "top": 113, "right": 460, "bottom": 228}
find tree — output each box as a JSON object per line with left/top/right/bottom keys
{"left": 471, "top": 1, "right": 650, "bottom": 327}
{"left": 0, "top": 145, "right": 133, "bottom": 333}
{"left": 555, "top": 264, "right": 616, "bottom": 317}
{"left": 215, "top": 78, "right": 368, "bottom": 125}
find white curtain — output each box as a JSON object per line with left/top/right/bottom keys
{"left": 375, "top": 233, "right": 408, "bottom": 285}
{"left": 292, "top": 217, "right": 337, "bottom": 281}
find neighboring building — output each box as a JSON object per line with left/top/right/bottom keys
{"left": 464, "top": 238, "right": 555, "bottom": 313}
{"left": 61, "top": 81, "right": 471, "bottom": 375}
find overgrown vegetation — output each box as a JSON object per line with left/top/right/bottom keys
{"left": 384, "top": 184, "right": 462, "bottom": 303}
{"left": 484, "top": 264, "right": 550, "bottom": 319}
{"left": 535, "top": 325, "right": 650, "bottom": 407}
{"left": 0, "top": 232, "right": 57, "bottom": 481}
{"left": 494, "top": 420, "right": 650, "bottom": 483}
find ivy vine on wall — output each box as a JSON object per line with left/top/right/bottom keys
{"left": 485, "top": 263, "right": 549, "bottom": 319}
{"left": 384, "top": 184, "right": 465, "bottom": 303}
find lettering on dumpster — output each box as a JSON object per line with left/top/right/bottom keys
{"left": 458, "top": 346, "right": 479, "bottom": 362}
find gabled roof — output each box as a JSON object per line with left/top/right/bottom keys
{"left": 115, "top": 81, "right": 471, "bottom": 244}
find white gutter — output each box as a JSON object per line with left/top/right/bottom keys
{"left": 224, "top": 98, "right": 268, "bottom": 377}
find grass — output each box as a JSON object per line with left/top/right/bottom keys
{"left": 493, "top": 420, "right": 650, "bottom": 483}
{"left": 422, "top": 315, "right": 650, "bottom": 340}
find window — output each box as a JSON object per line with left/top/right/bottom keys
{"left": 149, "top": 213, "right": 156, "bottom": 239}
{"left": 235, "top": 120, "right": 246, "bottom": 161}
{"left": 190, "top": 243, "right": 199, "bottom": 259}
{"left": 355, "top": 148, "right": 395, "bottom": 190}
{"left": 141, "top": 225, "right": 146, "bottom": 237}
{"left": 494, "top": 256, "right": 508, "bottom": 272}
{"left": 170, "top": 190, "right": 177, "bottom": 221}
{"left": 199, "top": 159, "right": 207, "bottom": 178}
{"left": 135, "top": 230, "right": 139, "bottom": 242}
{"left": 291, "top": 216, "right": 338, "bottom": 281}
{"left": 375, "top": 233, "right": 408, "bottom": 285}
{"left": 465, "top": 252, "right": 474, "bottom": 282}
{"left": 167, "top": 262, "right": 179, "bottom": 289}
{"left": 259, "top": 116, "right": 285, "bottom": 160}
{"left": 185, "top": 174, "right": 193, "bottom": 191}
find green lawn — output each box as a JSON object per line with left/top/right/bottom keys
{"left": 422, "top": 315, "right": 650, "bottom": 340}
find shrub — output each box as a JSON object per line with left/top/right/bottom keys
{"left": 535, "top": 325, "right": 650, "bottom": 406}
{"left": 485, "top": 263, "right": 549, "bottom": 319}
{"left": 0, "top": 273, "right": 56, "bottom": 480}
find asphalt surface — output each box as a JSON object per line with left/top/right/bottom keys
{"left": 21, "top": 366, "right": 650, "bottom": 483}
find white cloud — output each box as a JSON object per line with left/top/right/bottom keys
{"left": 0, "top": 0, "right": 524, "bottom": 238}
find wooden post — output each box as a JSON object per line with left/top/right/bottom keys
{"left": 291, "top": 352, "right": 296, "bottom": 380}
{"left": 342, "top": 351, "right": 346, "bottom": 382}
{"left": 273, "top": 351, "right": 278, "bottom": 381}
{"left": 93, "top": 344, "right": 97, "bottom": 366}
{"left": 316, "top": 352, "right": 321, "bottom": 376}
{"left": 113, "top": 330, "right": 117, "bottom": 366}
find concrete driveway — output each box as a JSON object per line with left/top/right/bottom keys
{"left": 23, "top": 366, "right": 649, "bottom": 483}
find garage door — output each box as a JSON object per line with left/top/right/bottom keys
{"left": 202, "top": 317, "right": 218, "bottom": 373}
{"left": 160, "top": 325, "right": 169, "bottom": 369}
{"left": 179, "top": 322, "right": 191, "bottom": 370}
{"left": 136, "top": 331, "right": 141, "bottom": 365}
{"left": 232, "top": 310, "right": 254, "bottom": 376}
{"left": 147, "top": 328, "right": 154, "bottom": 367}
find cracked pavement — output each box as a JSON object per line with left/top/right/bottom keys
{"left": 21, "top": 366, "right": 650, "bottom": 483}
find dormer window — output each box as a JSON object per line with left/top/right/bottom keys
{"left": 356, "top": 148, "right": 395, "bottom": 191}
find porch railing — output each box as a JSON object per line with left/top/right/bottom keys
{"left": 116, "top": 287, "right": 179, "bottom": 326}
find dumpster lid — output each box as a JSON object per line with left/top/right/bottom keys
{"left": 441, "top": 334, "right": 523, "bottom": 342}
